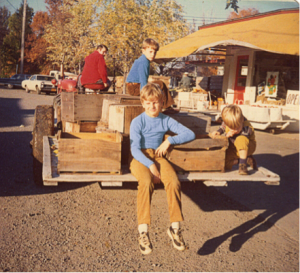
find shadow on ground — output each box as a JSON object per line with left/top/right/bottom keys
{"left": 180, "top": 152, "right": 299, "bottom": 255}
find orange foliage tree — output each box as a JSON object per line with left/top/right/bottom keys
{"left": 228, "top": 8, "right": 259, "bottom": 20}
{"left": 25, "top": 11, "right": 51, "bottom": 74}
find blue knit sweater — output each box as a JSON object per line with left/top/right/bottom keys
{"left": 130, "top": 112, "right": 196, "bottom": 168}
{"left": 126, "top": 54, "right": 150, "bottom": 90}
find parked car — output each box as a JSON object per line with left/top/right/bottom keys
{"left": 0, "top": 74, "right": 31, "bottom": 89}
{"left": 22, "top": 74, "right": 57, "bottom": 94}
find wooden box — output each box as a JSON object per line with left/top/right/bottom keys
{"left": 57, "top": 132, "right": 122, "bottom": 174}
{"left": 164, "top": 112, "right": 211, "bottom": 135}
{"left": 101, "top": 96, "right": 141, "bottom": 126}
{"left": 61, "top": 92, "right": 141, "bottom": 123}
{"left": 61, "top": 92, "right": 104, "bottom": 122}
{"left": 108, "top": 104, "right": 144, "bottom": 134}
{"left": 166, "top": 135, "right": 228, "bottom": 172}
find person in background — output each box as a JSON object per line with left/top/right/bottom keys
{"left": 180, "top": 72, "right": 191, "bottom": 91}
{"left": 80, "top": 44, "right": 111, "bottom": 93}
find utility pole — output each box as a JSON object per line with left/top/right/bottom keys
{"left": 20, "top": 0, "right": 27, "bottom": 74}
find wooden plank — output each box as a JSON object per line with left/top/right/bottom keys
{"left": 74, "top": 94, "right": 103, "bottom": 121}
{"left": 61, "top": 92, "right": 75, "bottom": 122}
{"left": 203, "top": 181, "right": 228, "bottom": 187}
{"left": 165, "top": 134, "right": 228, "bottom": 149}
{"left": 43, "top": 136, "right": 52, "bottom": 180}
{"left": 64, "top": 121, "right": 80, "bottom": 133}
{"left": 123, "top": 106, "right": 145, "bottom": 134}
{"left": 58, "top": 139, "right": 121, "bottom": 173}
{"left": 80, "top": 122, "right": 97, "bottom": 132}
{"left": 109, "top": 105, "right": 124, "bottom": 132}
{"left": 61, "top": 132, "right": 122, "bottom": 142}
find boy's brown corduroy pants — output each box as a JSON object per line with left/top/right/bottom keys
{"left": 225, "top": 135, "right": 256, "bottom": 170}
{"left": 129, "top": 149, "right": 184, "bottom": 225}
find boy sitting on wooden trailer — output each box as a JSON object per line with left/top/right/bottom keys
{"left": 211, "top": 104, "right": 257, "bottom": 175}
{"left": 129, "top": 83, "right": 195, "bottom": 255}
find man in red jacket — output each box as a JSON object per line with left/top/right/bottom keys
{"left": 81, "top": 44, "right": 111, "bottom": 92}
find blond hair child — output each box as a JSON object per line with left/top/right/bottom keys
{"left": 211, "top": 104, "right": 257, "bottom": 174}
{"left": 129, "top": 83, "right": 195, "bottom": 254}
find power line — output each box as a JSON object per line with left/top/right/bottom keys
{"left": 6, "top": 0, "right": 17, "bottom": 11}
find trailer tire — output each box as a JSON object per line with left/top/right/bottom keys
{"left": 32, "top": 105, "right": 54, "bottom": 186}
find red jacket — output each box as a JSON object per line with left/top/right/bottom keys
{"left": 81, "top": 50, "right": 108, "bottom": 90}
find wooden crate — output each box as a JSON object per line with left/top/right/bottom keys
{"left": 166, "top": 135, "right": 228, "bottom": 172}
{"left": 108, "top": 104, "right": 144, "bottom": 134}
{"left": 61, "top": 92, "right": 104, "bottom": 122}
{"left": 61, "top": 93, "right": 140, "bottom": 123}
{"left": 101, "top": 96, "right": 141, "bottom": 126}
{"left": 57, "top": 132, "right": 122, "bottom": 174}
{"left": 164, "top": 112, "right": 211, "bottom": 135}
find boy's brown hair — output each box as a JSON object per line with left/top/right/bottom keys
{"left": 142, "top": 38, "right": 159, "bottom": 51}
{"left": 221, "top": 105, "right": 244, "bottom": 130}
{"left": 140, "top": 83, "right": 165, "bottom": 103}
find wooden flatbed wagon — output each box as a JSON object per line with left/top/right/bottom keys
{"left": 32, "top": 92, "right": 280, "bottom": 188}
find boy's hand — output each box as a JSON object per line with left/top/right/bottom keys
{"left": 210, "top": 131, "right": 220, "bottom": 139}
{"left": 149, "top": 164, "right": 160, "bottom": 184}
{"left": 226, "top": 129, "right": 237, "bottom": 138}
{"left": 155, "top": 139, "right": 171, "bottom": 157}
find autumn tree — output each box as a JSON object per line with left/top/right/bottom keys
{"left": 44, "top": 0, "right": 98, "bottom": 73}
{"left": 96, "top": 0, "right": 189, "bottom": 76}
{"left": 0, "top": 6, "right": 10, "bottom": 75}
{"left": 228, "top": 8, "right": 259, "bottom": 20}
{"left": 43, "top": 0, "right": 189, "bottom": 76}
{"left": 0, "top": 2, "right": 34, "bottom": 76}
{"left": 25, "top": 11, "right": 51, "bottom": 74}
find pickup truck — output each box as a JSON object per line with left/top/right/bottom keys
{"left": 22, "top": 74, "right": 57, "bottom": 94}
{"left": 0, "top": 74, "right": 31, "bottom": 89}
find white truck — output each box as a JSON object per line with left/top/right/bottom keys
{"left": 49, "top": 70, "right": 77, "bottom": 80}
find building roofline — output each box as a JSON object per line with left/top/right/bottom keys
{"left": 198, "top": 8, "right": 299, "bottom": 30}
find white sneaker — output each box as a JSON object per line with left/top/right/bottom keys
{"left": 167, "top": 226, "right": 186, "bottom": 251}
{"left": 138, "top": 232, "right": 153, "bottom": 255}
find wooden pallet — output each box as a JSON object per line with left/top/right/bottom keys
{"left": 43, "top": 136, "right": 280, "bottom": 187}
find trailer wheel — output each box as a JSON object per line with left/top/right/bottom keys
{"left": 32, "top": 105, "right": 54, "bottom": 186}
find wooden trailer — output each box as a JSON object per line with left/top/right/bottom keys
{"left": 32, "top": 92, "right": 280, "bottom": 187}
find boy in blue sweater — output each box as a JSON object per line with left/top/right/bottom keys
{"left": 126, "top": 38, "right": 174, "bottom": 108}
{"left": 130, "top": 83, "right": 195, "bottom": 255}
{"left": 126, "top": 38, "right": 158, "bottom": 92}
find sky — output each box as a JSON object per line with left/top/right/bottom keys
{"left": 1, "top": 0, "right": 299, "bottom": 28}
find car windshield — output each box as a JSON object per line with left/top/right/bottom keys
{"left": 37, "top": 76, "right": 55, "bottom": 81}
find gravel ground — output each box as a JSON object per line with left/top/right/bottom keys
{"left": 0, "top": 88, "right": 298, "bottom": 272}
